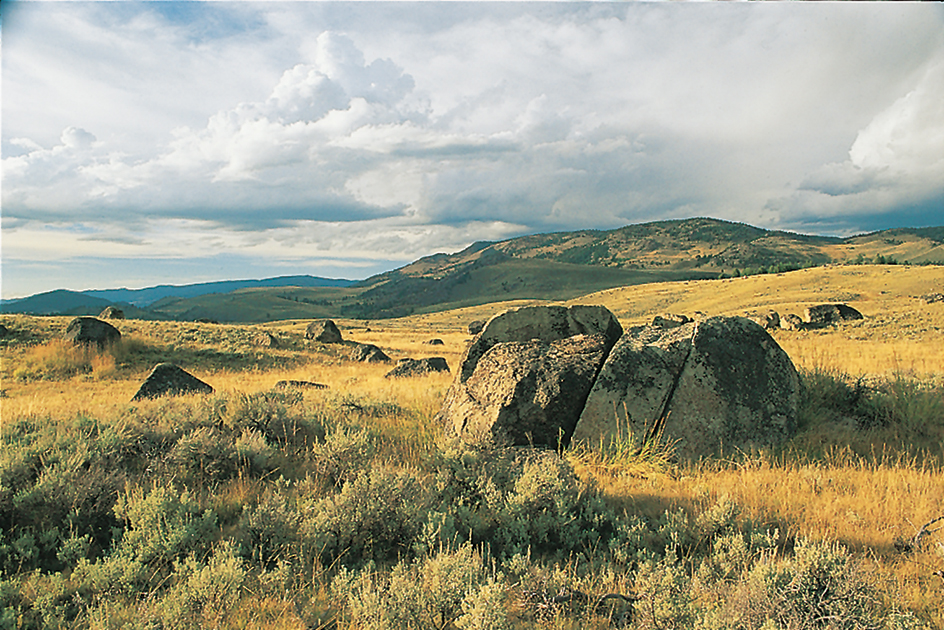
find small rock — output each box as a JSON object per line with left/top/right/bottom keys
{"left": 779, "top": 314, "right": 805, "bottom": 331}
{"left": 351, "top": 343, "right": 391, "bottom": 363}
{"left": 651, "top": 314, "right": 692, "bottom": 328}
{"left": 99, "top": 306, "right": 125, "bottom": 320}
{"left": 746, "top": 310, "right": 781, "bottom": 330}
{"left": 196, "top": 318, "right": 219, "bottom": 324}
{"left": 306, "top": 319, "right": 343, "bottom": 343}
{"left": 131, "top": 363, "right": 213, "bottom": 401}
{"left": 386, "top": 357, "right": 450, "bottom": 378}
{"left": 274, "top": 380, "right": 328, "bottom": 390}
{"left": 65, "top": 317, "right": 121, "bottom": 348}
{"left": 253, "top": 332, "right": 279, "bottom": 348}
{"left": 425, "top": 338, "right": 445, "bottom": 346}
{"left": 922, "top": 293, "right": 944, "bottom": 304}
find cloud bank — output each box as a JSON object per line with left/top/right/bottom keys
{"left": 2, "top": 1, "right": 943, "bottom": 296}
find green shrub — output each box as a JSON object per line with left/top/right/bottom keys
{"left": 236, "top": 492, "right": 301, "bottom": 568}
{"left": 307, "top": 467, "right": 431, "bottom": 564}
{"left": 158, "top": 540, "right": 246, "bottom": 629}
{"left": 311, "top": 425, "right": 374, "bottom": 487}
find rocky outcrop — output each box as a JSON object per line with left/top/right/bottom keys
{"left": 468, "top": 320, "right": 486, "bottom": 335}
{"left": 385, "top": 357, "right": 450, "bottom": 378}
{"left": 351, "top": 343, "right": 391, "bottom": 363}
{"left": 437, "top": 305, "right": 623, "bottom": 448}
{"left": 131, "top": 363, "right": 213, "bottom": 401}
{"left": 438, "top": 305, "right": 800, "bottom": 459}
{"left": 306, "top": 320, "right": 343, "bottom": 343}
{"left": 65, "top": 317, "right": 121, "bottom": 349}
{"left": 573, "top": 316, "right": 799, "bottom": 459}
{"left": 99, "top": 306, "right": 125, "bottom": 320}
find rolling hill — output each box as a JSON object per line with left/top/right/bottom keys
{"left": 4, "top": 218, "right": 942, "bottom": 322}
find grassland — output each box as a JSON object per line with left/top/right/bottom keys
{"left": 1, "top": 265, "right": 943, "bottom": 629}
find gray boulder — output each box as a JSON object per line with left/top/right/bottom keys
{"left": 65, "top": 317, "right": 121, "bottom": 349}
{"left": 779, "top": 314, "right": 805, "bottom": 331}
{"left": 306, "top": 319, "right": 343, "bottom": 343}
{"left": 386, "top": 357, "right": 450, "bottom": 378}
{"left": 351, "top": 343, "right": 391, "bottom": 363}
{"left": 438, "top": 305, "right": 623, "bottom": 447}
{"left": 0, "top": 324, "right": 9, "bottom": 339}
{"left": 131, "top": 363, "right": 213, "bottom": 401}
{"left": 425, "top": 338, "right": 445, "bottom": 346}
{"left": 574, "top": 316, "right": 799, "bottom": 459}
{"left": 274, "top": 380, "right": 328, "bottom": 390}
{"left": 252, "top": 332, "right": 279, "bottom": 348}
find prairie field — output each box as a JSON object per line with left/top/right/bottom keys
{"left": 1, "top": 265, "right": 943, "bottom": 629}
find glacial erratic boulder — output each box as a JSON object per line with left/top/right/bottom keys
{"left": 65, "top": 317, "right": 121, "bottom": 349}
{"left": 306, "top": 319, "right": 343, "bottom": 343}
{"left": 351, "top": 343, "right": 391, "bottom": 363}
{"left": 131, "top": 363, "right": 213, "bottom": 401}
{"left": 252, "top": 332, "right": 279, "bottom": 348}
{"left": 746, "top": 310, "right": 781, "bottom": 331}
{"left": 386, "top": 357, "right": 450, "bottom": 378}
{"left": 573, "top": 316, "right": 799, "bottom": 459}
{"left": 437, "top": 305, "right": 623, "bottom": 448}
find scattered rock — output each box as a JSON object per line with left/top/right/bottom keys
{"left": 351, "top": 343, "right": 391, "bottom": 363}
{"left": 468, "top": 320, "right": 486, "bottom": 335}
{"left": 196, "top": 318, "right": 219, "bottom": 324}
{"left": 651, "top": 314, "right": 692, "bottom": 328}
{"left": 779, "top": 314, "right": 805, "bottom": 331}
{"left": 386, "top": 357, "right": 450, "bottom": 378}
{"left": 274, "top": 380, "right": 328, "bottom": 390}
{"left": 131, "top": 363, "right": 213, "bottom": 401}
{"left": 437, "top": 305, "right": 623, "bottom": 448}
{"left": 574, "top": 316, "right": 799, "bottom": 460}
{"left": 425, "top": 338, "right": 445, "bottom": 346}
{"left": 922, "top": 293, "right": 944, "bottom": 304}
{"left": 746, "top": 310, "right": 780, "bottom": 330}
{"left": 65, "top": 317, "right": 121, "bottom": 349}
{"left": 98, "top": 306, "right": 125, "bottom": 320}
{"left": 252, "top": 332, "right": 279, "bottom": 348}
{"left": 306, "top": 319, "right": 343, "bottom": 343}
{"left": 803, "top": 304, "right": 863, "bottom": 328}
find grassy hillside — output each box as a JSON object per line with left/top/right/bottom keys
{"left": 8, "top": 218, "right": 942, "bottom": 323}
{"left": 2, "top": 267, "right": 944, "bottom": 627}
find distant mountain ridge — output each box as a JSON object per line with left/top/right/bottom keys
{"left": 1, "top": 275, "right": 355, "bottom": 316}
{"left": 3, "top": 218, "right": 942, "bottom": 321}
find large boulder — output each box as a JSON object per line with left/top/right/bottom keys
{"left": 306, "top": 319, "right": 343, "bottom": 343}
{"left": 65, "top": 317, "right": 121, "bottom": 348}
{"left": 131, "top": 363, "right": 213, "bottom": 401}
{"left": 573, "top": 316, "right": 799, "bottom": 459}
{"left": 438, "top": 305, "right": 623, "bottom": 448}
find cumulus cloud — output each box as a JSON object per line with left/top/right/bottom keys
{"left": 3, "top": 1, "right": 944, "bottom": 296}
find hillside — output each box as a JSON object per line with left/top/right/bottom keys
{"left": 5, "top": 218, "right": 942, "bottom": 322}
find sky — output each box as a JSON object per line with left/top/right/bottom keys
{"left": 2, "top": 1, "right": 943, "bottom": 299}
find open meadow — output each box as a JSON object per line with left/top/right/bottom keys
{"left": 1, "top": 265, "right": 943, "bottom": 629}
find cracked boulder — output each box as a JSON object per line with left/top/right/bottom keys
{"left": 573, "top": 316, "right": 799, "bottom": 459}
{"left": 437, "top": 305, "right": 623, "bottom": 448}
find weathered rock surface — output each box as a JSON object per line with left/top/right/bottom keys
{"left": 385, "top": 357, "right": 450, "bottom": 378}
{"left": 438, "top": 305, "right": 623, "bottom": 448}
{"left": 779, "top": 314, "right": 804, "bottom": 331}
{"left": 99, "top": 306, "right": 125, "bottom": 320}
{"left": 131, "top": 363, "right": 213, "bottom": 401}
{"left": 803, "top": 304, "right": 863, "bottom": 328}
{"left": 574, "top": 316, "right": 799, "bottom": 459}
{"left": 306, "top": 319, "right": 343, "bottom": 343}
{"left": 923, "top": 293, "right": 944, "bottom": 304}
{"left": 651, "top": 314, "right": 692, "bottom": 328}
{"left": 351, "top": 343, "right": 391, "bottom": 363}
{"left": 65, "top": 317, "right": 121, "bottom": 348}
{"left": 468, "top": 320, "right": 486, "bottom": 335}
